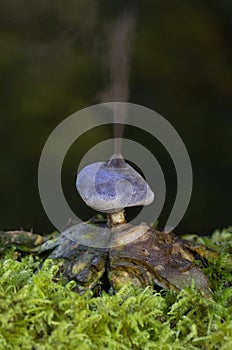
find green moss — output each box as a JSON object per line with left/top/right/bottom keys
{"left": 0, "top": 228, "right": 232, "bottom": 349}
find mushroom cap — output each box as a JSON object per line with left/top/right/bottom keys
{"left": 76, "top": 154, "right": 154, "bottom": 213}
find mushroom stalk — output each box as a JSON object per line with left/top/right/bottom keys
{"left": 107, "top": 210, "right": 126, "bottom": 227}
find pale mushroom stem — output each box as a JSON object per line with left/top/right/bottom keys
{"left": 107, "top": 209, "right": 127, "bottom": 227}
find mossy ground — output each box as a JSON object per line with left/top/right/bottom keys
{"left": 0, "top": 228, "right": 232, "bottom": 350}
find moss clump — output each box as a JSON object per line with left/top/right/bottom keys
{"left": 0, "top": 228, "right": 232, "bottom": 349}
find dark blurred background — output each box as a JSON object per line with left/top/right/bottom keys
{"left": 1, "top": 0, "right": 231, "bottom": 234}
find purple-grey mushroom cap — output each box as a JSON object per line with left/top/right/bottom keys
{"left": 76, "top": 154, "right": 154, "bottom": 213}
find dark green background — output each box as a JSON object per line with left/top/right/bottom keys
{"left": 1, "top": 0, "right": 231, "bottom": 234}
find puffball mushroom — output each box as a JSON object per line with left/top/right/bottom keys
{"left": 76, "top": 153, "right": 154, "bottom": 225}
